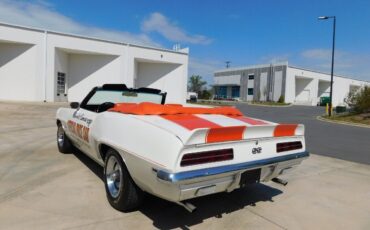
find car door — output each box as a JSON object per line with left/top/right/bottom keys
{"left": 68, "top": 107, "right": 97, "bottom": 158}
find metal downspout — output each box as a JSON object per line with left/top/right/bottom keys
{"left": 43, "top": 31, "right": 48, "bottom": 102}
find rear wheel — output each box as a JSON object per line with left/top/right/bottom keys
{"left": 57, "top": 124, "right": 73, "bottom": 153}
{"left": 104, "top": 149, "right": 144, "bottom": 212}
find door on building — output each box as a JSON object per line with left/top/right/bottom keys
{"left": 231, "top": 86, "right": 240, "bottom": 99}
{"left": 218, "top": 86, "right": 227, "bottom": 99}
{"left": 56, "top": 72, "right": 68, "bottom": 102}
{"left": 295, "top": 89, "right": 310, "bottom": 104}
{"left": 247, "top": 88, "right": 254, "bottom": 101}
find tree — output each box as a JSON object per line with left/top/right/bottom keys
{"left": 188, "top": 75, "right": 207, "bottom": 95}
{"left": 199, "top": 89, "right": 212, "bottom": 100}
{"left": 346, "top": 86, "right": 370, "bottom": 113}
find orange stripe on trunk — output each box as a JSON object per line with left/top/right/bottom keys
{"left": 228, "top": 115, "right": 268, "bottom": 125}
{"left": 206, "top": 126, "right": 246, "bottom": 143}
{"left": 274, "top": 124, "right": 298, "bottom": 137}
{"left": 160, "top": 114, "right": 221, "bottom": 130}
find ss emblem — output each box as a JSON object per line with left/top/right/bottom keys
{"left": 252, "top": 147, "right": 262, "bottom": 154}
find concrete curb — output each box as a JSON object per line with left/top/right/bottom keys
{"left": 197, "top": 100, "right": 293, "bottom": 108}
{"left": 247, "top": 102, "right": 293, "bottom": 108}
{"left": 316, "top": 116, "right": 370, "bottom": 129}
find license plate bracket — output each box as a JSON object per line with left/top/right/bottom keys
{"left": 239, "top": 169, "right": 261, "bottom": 188}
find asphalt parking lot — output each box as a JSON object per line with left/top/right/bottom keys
{"left": 0, "top": 102, "right": 370, "bottom": 229}
{"left": 236, "top": 104, "right": 370, "bottom": 165}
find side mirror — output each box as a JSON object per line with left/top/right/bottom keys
{"left": 70, "top": 102, "right": 80, "bottom": 109}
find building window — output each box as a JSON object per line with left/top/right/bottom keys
{"left": 248, "top": 74, "right": 255, "bottom": 80}
{"left": 217, "top": 86, "right": 227, "bottom": 98}
{"left": 57, "top": 72, "right": 66, "bottom": 96}
{"left": 248, "top": 88, "right": 254, "bottom": 95}
{"left": 231, "top": 86, "right": 240, "bottom": 98}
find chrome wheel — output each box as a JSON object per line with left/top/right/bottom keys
{"left": 106, "top": 155, "right": 123, "bottom": 198}
{"left": 57, "top": 126, "right": 65, "bottom": 146}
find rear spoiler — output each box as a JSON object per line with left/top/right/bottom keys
{"left": 183, "top": 124, "right": 305, "bottom": 145}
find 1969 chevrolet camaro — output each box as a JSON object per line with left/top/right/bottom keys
{"left": 56, "top": 84, "right": 309, "bottom": 212}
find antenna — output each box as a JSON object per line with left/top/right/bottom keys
{"left": 173, "top": 43, "right": 181, "bottom": 51}
{"left": 225, "top": 61, "right": 231, "bottom": 68}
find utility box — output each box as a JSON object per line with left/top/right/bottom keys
{"left": 335, "top": 106, "right": 346, "bottom": 113}
{"left": 319, "top": 97, "right": 331, "bottom": 106}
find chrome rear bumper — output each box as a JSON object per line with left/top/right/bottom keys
{"left": 157, "top": 151, "right": 309, "bottom": 183}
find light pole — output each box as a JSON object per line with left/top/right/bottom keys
{"left": 318, "top": 16, "right": 336, "bottom": 116}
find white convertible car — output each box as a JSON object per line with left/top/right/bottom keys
{"left": 56, "top": 84, "right": 309, "bottom": 212}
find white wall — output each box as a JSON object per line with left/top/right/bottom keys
{"left": 318, "top": 81, "right": 330, "bottom": 98}
{"left": 129, "top": 46, "right": 188, "bottom": 103}
{"left": 259, "top": 72, "right": 268, "bottom": 101}
{"left": 295, "top": 77, "right": 317, "bottom": 104}
{"left": 287, "top": 67, "right": 370, "bottom": 106}
{"left": 213, "top": 75, "right": 240, "bottom": 86}
{"left": 46, "top": 33, "right": 126, "bottom": 102}
{"left": 136, "top": 61, "right": 183, "bottom": 103}
{"left": 68, "top": 53, "right": 120, "bottom": 102}
{"left": 0, "top": 42, "right": 39, "bottom": 101}
{"left": 0, "top": 23, "right": 188, "bottom": 103}
{"left": 273, "top": 71, "right": 283, "bottom": 101}
{"left": 0, "top": 25, "right": 45, "bottom": 101}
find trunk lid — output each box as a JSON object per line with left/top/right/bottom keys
{"left": 131, "top": 113, "right": 304, "bottom": 145}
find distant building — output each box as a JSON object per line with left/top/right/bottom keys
{"left": 0, "top": 22, "right": 188, "bottom": 103}
{"left": 213, "top": 62, "right": 370, "bottom": 106}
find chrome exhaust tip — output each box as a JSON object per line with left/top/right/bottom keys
{"left": 177, "top": 201, "right": 197, "bottom": 213}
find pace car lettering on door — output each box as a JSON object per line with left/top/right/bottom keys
{"left": 73, "top": 111, "right": 93, "bottom": 125}
{"left": 67, "top": 120, "right": 90, "bottom": 142}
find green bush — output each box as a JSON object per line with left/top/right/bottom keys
{"left": 346, "top": 86, "right": 370, "bottom": 113}
{"left": 199, "top": 89, "right": 212, "bottom": 100}
{"left": 278, "top": 95, "right": 285, "bottom": 103}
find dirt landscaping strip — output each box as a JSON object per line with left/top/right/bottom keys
{"left": 317, "top": 116, "right": 370, "bottom": 129}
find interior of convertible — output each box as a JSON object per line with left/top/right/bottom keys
{"left": 78, "top": 84, "right": 167, "bottom": 113}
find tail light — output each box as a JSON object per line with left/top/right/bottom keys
{"left": 181, "top": 149, "right": 234, "bottom": 167}
{"left": 277, "top": 141, "right": 302, "bottom": 153}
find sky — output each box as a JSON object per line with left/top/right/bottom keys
{"left": 1, "top": 0, "right": 369, "bottom": 84}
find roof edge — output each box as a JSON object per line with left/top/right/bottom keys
{"left": 214, "top": 61, "right": 288, "bottom": 73}
{"left": 0, "top": 21, "right": 188, "bottom": 55}
{"left": 288, "top": 65, "right": 370, "bottom": 83}
{"left": 214, "top": 61, "right": 370, "bottom": 83}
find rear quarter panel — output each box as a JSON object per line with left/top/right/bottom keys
{"left": 91, "top": 112, "right": 184, "bottom": 197}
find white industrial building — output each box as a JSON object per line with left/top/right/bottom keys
{"left": 0, "top": 23, "right": 188, "bottom": 103}
{"left": 214, "top": 62, "right": 370, "bottom": 106}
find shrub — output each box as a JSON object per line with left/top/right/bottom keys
{"left": 346, "top": 86, "right": 370, "bottom": 113}
{"left": 199, "top": 89, "right": 212, "bottom": 100}
{"left": 278, "top": 95, "right": 285, "bottom": 103}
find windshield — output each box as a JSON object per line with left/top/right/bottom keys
{"left": 86, "top": 90, "right": 164, "bottom": 105}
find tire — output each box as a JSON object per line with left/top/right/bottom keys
{"left": 104, "top": 149, "right": 144, "bottom": 212}
{"left": 57, "top": 124, "right": 74, "bottom": 153}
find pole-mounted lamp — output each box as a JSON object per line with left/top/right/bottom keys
{"left": 318, "top": 16, "right": 336, "bottom": 116}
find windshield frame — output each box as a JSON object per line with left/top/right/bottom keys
{"left": 79, "top": 84, "right": 167, "bottom": 111}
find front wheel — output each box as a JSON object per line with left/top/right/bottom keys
{"left": 104, "top": 149, "right": 144, "bottom": 212}
{"left": 57, "top": 124, "right": 73, "bottom": 153}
